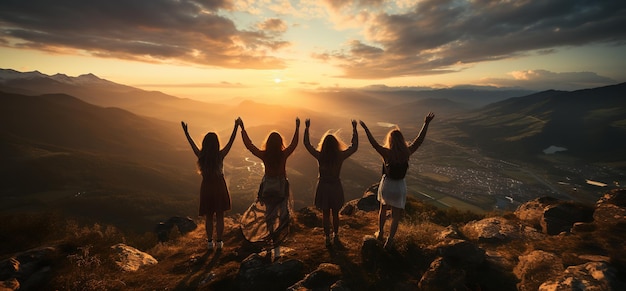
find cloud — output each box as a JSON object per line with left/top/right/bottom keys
{"left": 258, "top": 18, "right": 288, "bottom": 33}
{"left": 479, "top": 69, "right": 617, "bottom": 91}
{"left": 320, "top": 0, "right": 626, "bottom": 79}
{"left": 0, "top": 0, "right": 289, "bottom": 69}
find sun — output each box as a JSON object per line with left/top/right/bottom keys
{"left": 274, "top": 78, "right": 282, "bottom": 84}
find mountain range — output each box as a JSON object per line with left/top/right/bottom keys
{"left": 2, "top": 68, "right": 625, "bottom": 232}
{"left": 452, "top": 82, "right": 626, "bottom": 164}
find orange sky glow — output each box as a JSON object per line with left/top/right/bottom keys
{"left": 1, "top": 0, "right": 625, "bottom": 103}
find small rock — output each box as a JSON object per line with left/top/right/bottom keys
{"left": 418, "top": 257, "right": 467, "bottom": 291}
{"left": 110, "top": 243, "right": 157, "bottom": 272}
{"left": 541, "top": 202, "right": 594, "bottom": 235}
{"left": 539, "top": 262, "right": 620, "bottom": 291}
{"left": 461, "top": 217, "right": 520, "bottom": 242}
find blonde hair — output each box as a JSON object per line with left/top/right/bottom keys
{"left": 384, "top": 129, "right": 410, "bottom": 162}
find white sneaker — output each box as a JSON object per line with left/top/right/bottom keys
{"left": 207, "top": 240, "right": 214, "bottom": 250}
{"left": 216, "top": 240, "right": 224, "bottom": 249}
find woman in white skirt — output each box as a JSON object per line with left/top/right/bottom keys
{"left": 360, "top": 112, "right": 435, "bottom": 248}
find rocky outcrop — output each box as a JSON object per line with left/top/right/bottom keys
{"left": 237, "top": 253, "right": 305, "bottom": 290}
{"left": 514, "top": 250, "right": 564, "bottom": 291}
{"left": 296, "top": 206, "right": 322, "bottom": 228}
{"left": 340, "top": 184, "right": 380, "bottom": 215}
{"left": 418, "top": 257, "right": 467, "bottom": 291}
{"left": 540, "top": 202, "right": 594, "bottom": 235}
{"left": 0, "top": 247, "right": 57, "bottom": 291}
{"left": 539, "top": 261, "right": 621, "bottom": 291}
{"left": 461, "top": 216, "right": 522, "bottom": 242}
{"left": 110, "top": 243, "right": 157, "bottom": 272}
{"left": 515, "top": 196, "right": 560, "bottom": 228}
{"left": 288, "top": 263, "right": 342, "bottom": 290}
{"left": 593, "top": 189, "right": 626, "bottom": 225}
{"left": 154, "top": 216, "right": 198, "bottom": 242}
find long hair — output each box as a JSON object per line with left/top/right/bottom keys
{"left": 384, "top": 129, "right": 410, "bottom": 162}
{"left": 262, "top": 131, "right": 285, "bottom": 168}
{"left": 317, "top": 132, "right": 347, "bottom": 167}
{"left": 197, "top": 132, "right": 221, "bottom": 175}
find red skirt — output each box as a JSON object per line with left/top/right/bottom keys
{"left": 314, "top": 178, "right": 345, "bottom": 210}
{"left": 199, "top": 173, "right": 231, "bottom": 216}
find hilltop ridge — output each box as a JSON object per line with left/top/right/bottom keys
{"left": 2, "top": 186, "right": 624, "bottom": 290}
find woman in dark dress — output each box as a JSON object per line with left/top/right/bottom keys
{"left": 360, "top": 112, "right": 434, "bottom": 248}
{"left": 304, "top": 119, "right": 358, "bottom": 247}
{"left": 182, "top": 120, "right": 239, "bottom": 250}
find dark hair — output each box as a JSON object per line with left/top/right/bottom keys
{"left": 198, "top": 132, "right": 221, "bottom": 175}
{"left": 262, "top": 131, "right": 285, "bottom": 169}
{"left": 318, "top": 132, "right": 346, "bottom": 167}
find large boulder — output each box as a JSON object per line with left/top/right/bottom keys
{"left": 288, "top": 263, "right": 342, "bottom": 290}
{"left": 360, "top": 235, "right": 392, "bottom": 271}
{"left": 514, "top": 250, "right": 564, "bottom": 291}
{"left": 596, "top": 189, "right": 626, "bottom": 207}
{"left": 154, "top": 216, "right": 197, "bottom": 242}
{"left": 238, "top": 253, "right": 304, "bottom": 290}
{"left": 593, "top": 189, "right": 626, "bottom": 225}
{"left": 296, "top": 206, "right": 322, "bottom": 228}
{"left": 427, "top": 239, "right": 485, "bottom": 266}
{"left": 461, "top": 217, "right": 521, "bottom": 242}
{"left": 540, "top": 202, "right": 594, "bottom": 235}
{"left": 0, "top": 247, "right": 57, "bottom": 291}
{"left": 515, "top": 196, "right": 561, "bottom": 229}
{"left": 418, "top": 257, "right": 467, "bottom": 291}
{"left": 539, "top": 261, "right": 622, "bottom": 291}
{"left": 110, "top": 243, "right": 157, "bottom": 272}
{"left": 340, "top": 184, "right": 380, "bottom": 215}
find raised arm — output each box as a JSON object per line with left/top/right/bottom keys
{"left": 303, "top": 118, "right": 319, "bottom": 159}
{"left": 360, "top": 120, "right": 386, "bottom": 157}
{"left": 284, "top": 117, "right": 300, "bottom": 157}
{"left": 181, "top": 121, "right": 200, "bottom": 157}
{"left": 220, "top": 119, "right": 240, "bottom": 158}
{"left": 408, "top": 112, "right": 435, "bottom": 154}
{"left": 342, "top": 119, "right": 359, "bottom": 158}
{"left": 240, "top": 119, "right": 263, "bottom": 158}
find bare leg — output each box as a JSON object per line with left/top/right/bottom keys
{"left": 205, "top": 213, "right": 214, "bottom": 241}
{"left": 322, "top": 208, "right": 331, "bottom": 237}
{"left": 331, "top": 208, "right": 340, "bottom": 235}
{"left": 385, "top": 206, "right": 404, "bottom": 248}
{"left": 216, "top": 211, "right": 225, "bottom": 241}
{"left": 376, "top": 204, "right": 387, "bottom": 241}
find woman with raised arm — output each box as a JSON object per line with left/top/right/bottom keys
{"left": 239, "top": 117, "right": 300, "bottom": 260}
{"left": 360, "top": 112, "right": 435, "bottom": 249}
{"left": 182, "top": 119, "right": 239, "bottom": 251}
{"left": 304, "top": 119, "right": 358, "bottom": 247}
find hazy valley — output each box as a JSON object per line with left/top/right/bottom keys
{"left": 1, "top": 68, "right": 625, "bottom": 237}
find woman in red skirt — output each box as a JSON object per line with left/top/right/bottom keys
{"left": 182, "top": 119, "right": 239, "bottom": 250}
{"left": 304, "top": 119, "right": 358, "bottom": 247}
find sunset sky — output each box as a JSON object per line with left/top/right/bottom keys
{"left": 1, "top": 0, "right": 625, "bottom": 102}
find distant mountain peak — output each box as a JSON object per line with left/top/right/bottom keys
{"left": 0, "top": 68, "right": 114, "bottom": 86}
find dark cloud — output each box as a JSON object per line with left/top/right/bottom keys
{"left": 0, "top": 0, "right": 288, "bottom": 69}
{"left": 325, "top": 0, "right": 626, "bottom": 79}
{"left": 480, "top": 69, "right": 617, "bottom": 91}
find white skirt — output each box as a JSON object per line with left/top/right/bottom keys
{"left": 377, "top": 174, "right": 407, "bottom": 209}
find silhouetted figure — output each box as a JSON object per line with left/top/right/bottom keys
{"left": 182, "top": 120, "right": 239, "bottom": 250}
{"left": 360, "top": 112, "right": 435, "bottom": 249}
{"left": 239, "top": 117, "right": 300, "bottom": 260}
{"left": 304, "top": 119, "right": 358, "bottom": 247}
